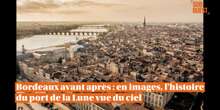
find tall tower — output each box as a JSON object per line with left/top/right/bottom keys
{"left": 143, "top": 16, "right": 146, "bottom": 27}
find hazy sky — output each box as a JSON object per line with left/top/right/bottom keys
{"left": 17, "top": 0, "right": 203, "bottom": 23}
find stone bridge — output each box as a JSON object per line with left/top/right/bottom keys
{"left": 47, "top": 32, "right": 102, "bottom": 36}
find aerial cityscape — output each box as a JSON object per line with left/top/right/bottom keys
{"left": 17, "top": 0, "right": 204, "bottom": 110}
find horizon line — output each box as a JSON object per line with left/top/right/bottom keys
{"left": 17, "top": 21, "right": 203, "bottom": 23}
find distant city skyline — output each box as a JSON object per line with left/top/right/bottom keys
{"left": 17, "top": 0, "right": 203, "bottom": 23}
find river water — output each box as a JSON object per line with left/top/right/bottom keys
{"left": 17, "top": 35, "right": 78, "bottom": 53}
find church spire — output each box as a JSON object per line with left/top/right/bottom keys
{"left": 143, "top": 16, "right": 146, "bottom": 27}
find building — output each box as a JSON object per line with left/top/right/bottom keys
{"left": 144, "top": 92, "right": 174, "bottom": 109}
{"left": 106, "top": 62, "right": 119, "bottom": 75}
{"left": 73, "top": 103, "right": 105, "bottom": 110}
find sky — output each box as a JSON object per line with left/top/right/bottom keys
{"left": 17, "top": 0, "right": 203, "bottom": 23}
